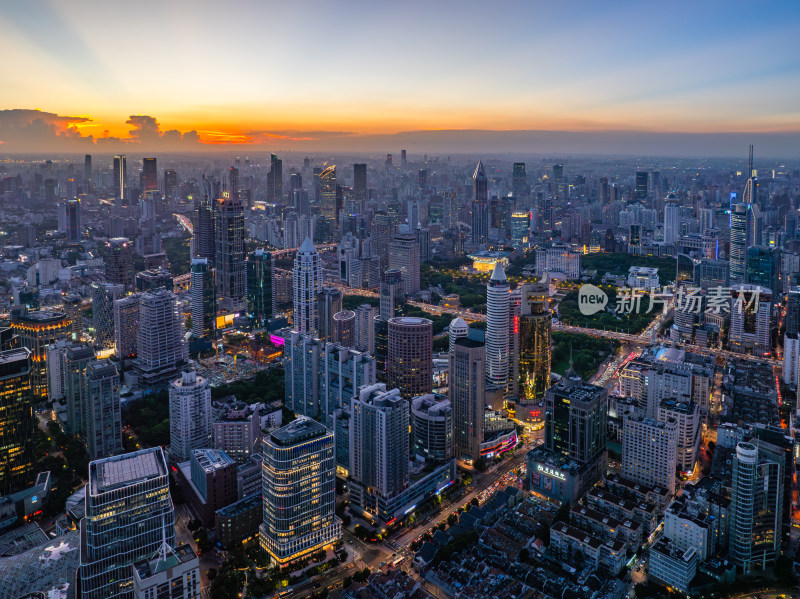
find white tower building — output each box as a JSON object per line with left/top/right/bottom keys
{"left": 663, "top": 193, "right": 680, "bottom": 245}
{"left": 169, "top": 370, "right": 212, "bottom": 463}
{"left": 448, "top": 317, "right": 469, "bottom": 354}
{"left": 486, "top": 263, "right": 510, "bottom": 386}
{"left": 293, "top": 237, "right": 323, "bottom": 336}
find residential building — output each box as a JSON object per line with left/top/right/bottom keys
{"left": 411, "top": 395, "right": 453, "bottom": 465}
{"left": 450, "top": 338, "right": 485, "bottom": 463}
{"left": 622, "top": 416, "right": 678, "bottom": 495}
{"left": 135, "top": 290, "right": 188, "bottom": 387}
{"left": 293, "top": 237, "right": 323, "bottom": 336}
{"left": 169, "top": 371, "right": 212, "bottom": 463}
{"left": 114, "top": 293, "right": 140, "bottom": 361}
{"left": 84, "top": 359, "right": 123, "bottom": 460}
{"left": 214, "top": 193, "right": 246, "bottom": 308}
{"left": 387, "top": 317, "right": 432, "bottom": 400}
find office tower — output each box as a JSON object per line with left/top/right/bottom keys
{"left": 169, "top": 370, "right": 212, "bottom": 463}
{"left": 246, "top": 249, "right": 272, "bottom": 328}
{"left": 379, "top": 268, "right": 403, "bottom": 321}
{"left": 518, "top": 277, "right": 551, "bottom": 401}
{"left": 46, "top": 339, "right": 68, "bottom": 402}
{"left": 63, "top": 343, "right": 95, "bottom": 436}
{"left": 84, "top": 359, "right": 123, "bottom": 460}
{"left": 411, "top": 394, "right": 452, "bottom": 464}
{"left": 387, "top": 317, "right": 433, "bottom": 400}
{"left": 164, "top": 169, "right": 178, "bottom": 199}
{"left": 192, "top": 195, "right": 215, "bottom": 264}
{"left": 229, "top": 166, "right": 240, "bottom": 200}
{"left": 663, "top": 193, "right": 680, "bottom": 244}
{"left": 11, "top": 311, "right": 71, "bottom": 399}
{"left": 190, "top": 258, "right": 216, "bottom": 340}
{"left": 746, "top": 246, "right": 779, "bottom": 296}
{"left": 512, "top": 162, "right": 527, "bottom": 200}
{"left": 388, "top": 234, "right": 420, "bottom": 296}
{"left": 142, "top": 157, "right": 158, "bottom": 192}
{"left": 84, "top": 154, "right": 92, "bottom": 182}
{"left": 350, "top": 384, "right": 410, "bottom": 515}
{"left": 132, "top": 543, "right": 200, "bottom": 599}
{"left": 485, "top": 263, "right": 510, "bottom": 387}
{"left": 259, "top": 417, "right": 341, "bottom": 564}
{"left": 114, "top": 294, "right": 140, "bottom": 361}
{"left": 290, "top": 172, "right": 302, "bottom": 191}
{"left": 729, "top": 203, "right": 749, "bottom": 283}
{"left": 401, "top": 149, "right": 407, "bottom": 164}
{"left": 787, "top": 288, "right": 800, "bottom": 336}
{"left": 317, "top": 287, "right": 343, "bottom": 343}
{"left": 729, "top": 284, "right": 772, "bottom": 355}
{"left": 354, "top": 304, "right": 378, "bottom": 354}
{"left": 729, "top": 441, "right": 783, "bottom": 573}
{"left": 622, "top": 415, "right": 678, "bottom": 495}
{"left": 66, "top": 198, "right": 81, "bottom": 243}
{"left": 353, "top": 163, "right": 367, "bottom": 204}
{"left": 448, "top": 317, "right": 469, "bottom": 354}
{"left": 62, "top": 294, "right": 83, "bottom": 340}
{"left": 450, "top": 338, "right": 485, "bottom": 462}
{"left": 293, "top": 237, "right": 323, "bottom": 336}
{"left": 0, "top": 348, "right": 33, "bottom": 496}
{"left": 741, "top": 145, "right": 758, "bottom": 208}
{"left": 113, "top": 154, "right": 127, "bottom": 203}
{"left": 658, "top": 400, "right": 700, "bottom": 475}
{"left": 183, "top": 448, "right": 238, "bottom": 527}
{"left": 319, "top": 165, "right": 337, "bottom": 220}
{"left": 135, "top": 290, "right": 188, "bottom": 386}
{"left": 371, "top": 212, "right": 393, "bottom": 272}
{"left": 332, "top": 310, "right": 355, "bottom": 347}
{"left": 214, "top": 193, "right": 245, "bottom": 306}
{"left": 635, "top": 171, "right": 648, "bottom": 202}
{"left": 471, "top": 161, "right": 489, "bottom": 243}
{"left": 268, "top": 154, "right": 283, "bottom": 201}
{"left": 106, "top": 237, "right": 134, "bottom": 291}
{"left": 510, "top": 211, "right": 529, "bottom": 248}
{"left": 79, "top": 448, "right": 175, "bottom": 599}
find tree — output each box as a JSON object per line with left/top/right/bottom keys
{"left": 474, "top": 458, "right": 487, "bottom": 472}
{"left": 447, "top": 513, "right": 458, "bottom": 526}
{"left": 470, "top": 497, "right": 479, "bottom": 506}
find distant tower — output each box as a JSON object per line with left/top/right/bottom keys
{"left": 142, "top": 157, "right": 158, "bottom": 192}
{"left": 353, "top": 164, "right": 367, "bottom": 204}
{"left": 193, "top": 194, "right": 216, "bottom": 264}
{"left": 663, "top": 193, "right": 680, "bottom": 245}
{"left": 268, "top": 154, "right": 283, "bottom": 201}
{"left": 471, "top": 160, "right": 489, "bottom": 243}
{"left": 512, "top": 162, "right": 527, "bottom": 199}
{"left": 84, "top": 154, "right": 92, "bottom": 183}
{"left": 635, "top": 171, "right": 649, "bottom": 202}
{"left": 246, "top": 249, "right": 273, "bottom": 328}
{"left": 485, "top": 263, "right": 510, "bottom": 387}
{"left": 388, "top": 233, "right": 420, "bottom": 296}
{"left": 190, "top": 258, "right": 216, "bottom": 340}
{"left": 319, "top": 165, "right": 337, "bottom": 221}
{"left": 113, "top": 155, "right": 127, "bottom": 203}
{"left": 729, "top": 203, "right": 749, "bottom": 283}
{"left": 66, "top": 198, "right": 81, "bottom": 242}
{"left": 106, "top": 237, "right": 134, "bottom": 291}
{"left": 293, "top": 237, "right": 323, "bottom": 336}
{"left": 379, "top": 268, "right": 403, "bottom": 320}
{"left": 215, "top": 193, "right": 245, "bottom": 307}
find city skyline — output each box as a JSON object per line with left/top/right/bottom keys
{"left": 2, "top": 1, "right": 800, "bottom": 156}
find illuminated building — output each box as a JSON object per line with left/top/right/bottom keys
{"left": 169, "top": 371, "right": 212, "bottom": 463}
{"left": 142, "top": 157, "right": 158, "bottom": 192}
{"left": 512, "top": 162, "right": 527, "bottom": 200}
{"left": 177, "top": 448, "right": 237, "bottom": 528}
{"left": 658, "top": 399, "right": 700, "bottom": 474}
{"left": 728, "top": 284, "right": 771, "bottom": 355}
{"left": 471, "top": 160, "right": 488, "bottom": 243}
{"left": 135, "top": 290, "right": 188, "bottom": 387}
{"left": 91, "top": 283, "right": 123, "bottom": 350}
{"left": 0, "top": 348, "right": 34, "bottom": 497}
{"left": 84, "top": 359, "right": 123, "bottom": 460}
{"left": 11, "top": 311, "right": 71, "bottom": 400}
{"left": 214, "top": 193, "right": 245, "bottom": 308}
{"left": 448, "top": 317, "right": 469, "bottom": 354}
{"left": 485, "top": 263, "right": 509, "bottom": 387}
{"left": 113, "top": 154, "right": 127, "bottom": 204}
{"left": 332, "top": 310, "right": 355, "bottom": 347}
{"left": 622, "top": 416, "right": 677, "bottom": 495}
{"left": 106, "top": 237, "right": 134, "bottom": 292}
{"left": 635, "top": 171, "right": 648, "bottom": 201}
{"left": 79, "top": 448, "right": 175, "bottom": 599}
{"left": 268, "top": 154, "right": 283, "bottom": 202}
{"left": 411, "top": 394, "right": 452, "bottom": 465}
{"left": 467, "top": 250, "right": 510, "bottom": 273}
{"left": 746, "top": 246, "right": 779, "bottom": 296}
{"left": 190, "top": 258, "right": 215, "bottom": 340}
{"left": 246, "top": 249, "right": 272, "bottom": 328}
{"left": 517, "top": 276, "right": 551, "bottom": 405}
{"left": 259, "top": 418, "right": 341, "bottom": 564}
{"left": 450, "top": 338, "right": 485, "bottom": 463}
{"left": 63, "top": 343, "right": 95, "bottom": 436}
{"left": 318, "top": 165, "right": 337, "bottom": 221}
{"left": 66, "top": 198, "right": 81, "bottom": 243}
{"left": 663, "top": 193, "right": 680, "bottom": 245}
{"left": 729, "top": 203, "right": 749, "bottom": 283}
{"left": 293, "top": 237, "right": 323, "bottom": 336}
{"left": 510, "top": 211, "right": 529, "bottom": 248}
{"left": 388, "top": 234, "right": 420, "bottom": 296}
{"left": 317, "top": 287, "right": 343, "bottom": 343}
{"left": 192, "top": 194, "right": 215, "bottom": 265}
{"left": 133, "top": 543, "right": 200, "bottom": 599}
{"left": 535, "top": 244, "right": 581, "bottom": 280}
{"left": 113, "top": 293, "right": 140, "bottom": 361}
{"left": 387, "top": 317, "right": 432, "bottom": 400}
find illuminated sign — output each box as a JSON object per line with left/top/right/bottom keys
{"left": 537, "top": 465, "right": 566, "bottom": 481}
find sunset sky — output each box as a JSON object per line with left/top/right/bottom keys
{"left": 2, "top": 0, "right": 800, "bottom": 154}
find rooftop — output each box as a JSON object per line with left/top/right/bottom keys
{"left": 192, "top": 448, "right": 234, "bottom": 472}
{"left": 269, "top": 416, "right": 328, "bottom": 447}
{"left": 91, "top": 448, "right": 166, "bottom": 495}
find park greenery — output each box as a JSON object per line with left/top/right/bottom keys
{"left": 551, "top": 331, "right": 620, "bottom": 381}
{"left": 557, "top": 286, "right": 659, "bottom": 334}
{"left": 35, "top": 421, "right": 90, "bottom": 518}
{"left": 581, "top": 252, "right": 676, "bottom": 286}
{"left": 421, "top": 262, "right": 488, "bottom": 312}
{"left": 163, "top": 234, "right": 192, "bottom": 276}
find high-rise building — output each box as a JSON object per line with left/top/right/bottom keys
{"left": 63, "top": 343, "right": 95, "bottom": 436}
{"left": 132, "top": 543, "right": 200, "bottom": 599}
{"left": 663, "top": 193, "right": 680, "bottom": 245}
{"left": 517, "top": 276, "right": 551, "bottom": 402}
{"left": 293, "top": 237, "right": 323, "bottom": 336}
{"left": 164, "top": 169, "right": 178, "bottom": 200}
{"left": 353, "top": 163, "right": 367, "bottom": 204}
{"left": 135, "top": 290, "right": 188, "bottom": 386}
{"left": 512, "top": 162, "right": 527, "bottom": 200}
{"left": 66, "top": 198, "right": 81, "bottom": 243}
{"left": 84, "top": 154, "right": 92, "bottom": 183}
{"left": 379, "top": 268, "right": 404, "bottom": 321}
{"left": 354, "top": 304, "right": 378, "bottom": 354}
{"left": 214, "top": 193, "right": 245, "bottom": 307}
{"left": 332, "top": 310, "right": 356, "bottom": 347}
{"left": 113, "top": 155, "right": 127, "bottom": 203}
{"left": 11, "top": 311, "right": 71, "bottom": 400}
{"left": 79, "top": 448, "right": 175, "bottom": 599}
{"left": 622, "top": 415, "right": 678, "bottom": 495}
{"left": 142, "top": 158, "right": 158, "bottom": 192}
{"left": 450, "top": 338, "right": 485, "bottom": 462}
{"left": 411, "top": 394, "right": 452, "bottom": 465}
{"left": 658, "top": 399, "right": 700, "bottom": 475}
{"left": 114, "top": 293, "right": 140, "bottom": 361}
{"left": 259, "top": 417, "right": 341, "bottom": 564}
{"left": 0, "top": 348, "right": 34, "bottom": 496}
{"left": 317, "top": 287, "right": 343, "bottom": 343}
{"left": 729, "top": 441, "right": 784, "bottom": 573}
{"left": 729, "top": 203, "right": 749, "bottom": 283}
{"left": 746, "top": 246, "right": 779, "bottom": 296}
{"left": 246, "top": 249, "right": 272, "bottom": 328}
{"left": 635, "top": 171, "right": 649, "bottom": 202}
{"left": 350, "top": 384, "right": 410, "bottom": 517}
{"left": 387, "top": 317, "right": 432, "bottom": 400}
{"left": 471, "top": 161, "right": 489, "bottom": 244}
{"left": 729, "top": 284, "right": 772, "bottom": 355}
{"left": 388, "top": 234, "right": 420, "bottom": 297}
{"left": 319, "top": 165, "right": 337, "bottom": 221}
{"left": 268, "top": 154, "right": 283, "bottom": 202}
{"left": 62, "top": 293, "right": 83, "bottom": 340}
{"left": 106, "top": 237, "right": 134, "bottom": 291}
{"left": 448, "top": 317, "right": 469, "bottom": 354}
{"left": 190, "top": 258, "right": 216, "bottom": 340}
{"left": 84, "top": 359, "right": 123, "bottom": 460}
{"left": 192, "top": 195, "right": 215, "bottom": 264}
{"left": 169, "top": 370, "right": 212, "bottom": 463}
{"left": 485, "top": 263, "right": 510, "bottom": 387}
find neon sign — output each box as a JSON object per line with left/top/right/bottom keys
{"left": 537, "top": 465, "right": 566, "bottom": 481}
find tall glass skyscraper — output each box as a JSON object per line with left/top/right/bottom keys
{"left": 0, "top": 348, "right": 34, "bottom": 497}
{"left": 485, "top": 263, "right": 510, "bottom": 387}
{"left": 246, "top": 249, "right": 272, "bottom": 328}
{"left": 729, "top": 203, "right": 749, "bottom": 283}
{"left": 190, "top": 258, "right": 216, "bottom": 340}
{"left": 293, "top": 237, "right": 323, "bottom": 336}
{"left": 214, "top": 193, "right": 245, "bottom": 307}
{"left": 518, "top": 276, "right": 551, "bottom": 402}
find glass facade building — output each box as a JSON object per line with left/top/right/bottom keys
{"left": 0, "top": 348, "right": 34, "bottom": 497}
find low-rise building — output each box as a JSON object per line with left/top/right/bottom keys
{"left": 549, "top": 522, "right": 626, "bottom": 575}
{"left": 215, "top": 494, "right": 262, "bottom": 548}
{"left": 649, "top": 537, "right": 698, "bottom": 592}
{"left": 132, "top": 543, "right": 200, "bottom": 599}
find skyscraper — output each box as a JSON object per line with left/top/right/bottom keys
{"left": 192, "top": 195, "right": 216, "bottom": 264}
{"left": 190, "top": 258, "right": 216, "bottom": 340}
{"left": 66, "top": 198, "right": 81, "bottom": 243}
{"left": 11, "top": 311, "right": 71, "bottom": 400}
{"left": 317, "top": 287, "right": 343, "bottom": 343}
{"left": 635, "top": 171, "right": 649, "bottom": 202}
{"left": 450, "top": 338, "right": 485, "bottom": 463}
{"left": 135, "top": 290, "right": 188, "bottom": 386}
{"left": 268, "top": 154, "right": 283, "bottom": 201}
{"left": 84, "top": 154, "right": 92, "bottom": 183}
{"left": 169, "top": 370, "right": 212, "bottom": 463}
{"left": 259, "top": 418, "right": 341, "bottom": 564}
{"left": 246, "top": 249, "right": 272, "bottom": 328}
{"left": 114, "top": 293, "right": 140, "bottom": 361}
{"left": 84, "top": 359, "right": 123, "bottom": 460}
{"left": 746, "top": 246, "right": 779, "bottom": 296}
{"left": 448, "top": 317, "right": 469, "bottom": 354}
{"left": 63, "top": 343, "right": 95, "bottom": 436}
{"left": 0, "top": 348, "right": 34, "bottom": 497}
{"left": 79, "top": 448, "right": 175, "bottom": 598}
{"left": 518, "top": 276, "right": 551, "bottom": 402}
{"left": 319, "top": 165, "right": 337, "bottom": 221}
{"left": 113, "top": 154, "right": 127, "bottom": 204}
{"left": 388, "top": 234, "right": 420, "bottom": 296}
{"left": 293, "top": 237, "right": 323, "bottom": 336}
{"left": 142, "top": 157, "right": 158, "bottom": 192}
{"left": 106, "top": 237, "right": 135, "bottom": 291}
{"left": 354, "top": 303, "right": 378, "bottom": 354}
{"left": 387, "top": 317, "right": 432, "bottom": 400}
{"left": 353, "top": 163, "right": 367, "bottom": 204}
{"left": 729, "top": 284, "right": 772, "bottom": 355}
{"left": 663, "top": 193, "right": 680, "bottom": 245}
{"left": 729, "top": 203, "right": 749, "bottom": 283}
{"left": 486, "top": 263, "right": 510, "bottom": 387}
{"left": 214, "top": 193, "right": 245, "bottom": 307}
{"left": 512, "top": 162, "right": 527, "bottom": 200}
{"left": 379, "top": 268, "right": 404, "bottom": 321}
{"left": 471, "top": 160, "right": 489, "bottom": 243}
{"left": 621, "top": 415, "right": 677, "bottom": 494}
